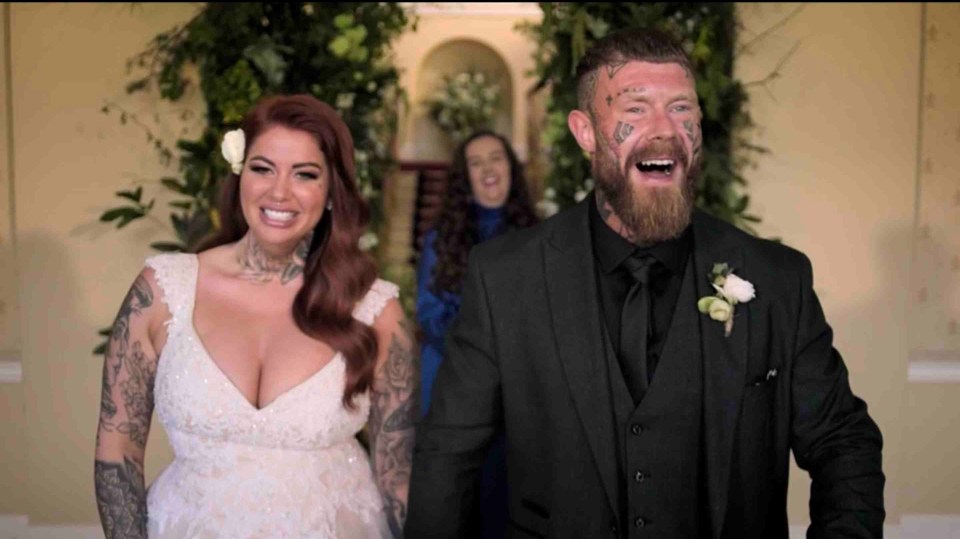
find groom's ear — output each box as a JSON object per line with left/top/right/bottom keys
{"left": 568, "top": 109, "right": 597, "bottom": 154}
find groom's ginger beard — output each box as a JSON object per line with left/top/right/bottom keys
{"left": 593, "top": 134, "right": 697, "bottom": 244}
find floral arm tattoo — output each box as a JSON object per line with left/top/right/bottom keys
{"left": 95, "top": 274, "right": 158, "bottom": 539}
{"left": 369, "top": 320, "right": 419, "bottom": 538}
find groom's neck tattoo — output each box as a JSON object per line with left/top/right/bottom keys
{"left": 596, "top": 190, "right": 638, "bottom": 244}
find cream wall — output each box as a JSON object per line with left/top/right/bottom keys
{"left": 737, "top": 1, "right": 936, "bottom": 523}
{"left": 0, "top": 0, "right": 957, "bottom": 531}
{"left": 4, "top": 2, "right": 199, "bottom": 524}
{"left": 0, "top": 2, "right": 18, "bottom": 357}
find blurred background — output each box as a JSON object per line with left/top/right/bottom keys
{"left": 0, "top": 2, "right": 958, "bottom": 538}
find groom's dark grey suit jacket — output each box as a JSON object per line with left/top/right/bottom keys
{"left": 405, "top": 195, "right": 884, "bottom": 539}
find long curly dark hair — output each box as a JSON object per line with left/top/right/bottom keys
{"left": 431, "top": 130, "right": 539, "bottom": 294}
{"left": 197, "top": 94, "right": 378, "bottom": 409}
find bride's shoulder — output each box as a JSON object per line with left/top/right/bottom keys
{"left": 353, "top": 278, "right": 400, "bottom": 326}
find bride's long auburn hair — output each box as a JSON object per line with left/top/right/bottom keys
{"left": 198, "top": 94, "right": 378, "bottom": 408}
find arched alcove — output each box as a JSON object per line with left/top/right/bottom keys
{"left": 409, "top": 38, "right": 514, "bottom": 161}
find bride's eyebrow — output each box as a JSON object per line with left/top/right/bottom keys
{"left": 292, "top": 162, "right": 322, "bottom": 169}
{"left": 248, "top": 156, "right": 322, "bottom": 169}
{"left": 249, "top": 155, "right": 275, "bottom": 166}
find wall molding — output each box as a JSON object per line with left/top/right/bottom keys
{"left": 1, "top": 517, "right": 958, "bottom": 538}
{"left": 0, "top": 358, "right": 20, "bottom": 384}
{"left": 908, "top": 350, "right": 960, "bottom": 383}
{"left": 402, "top": 2, "right": 541, "bottom": 16}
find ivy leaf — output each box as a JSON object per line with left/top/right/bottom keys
{"left": 100, "top": 207, "right": 145, "bottom": 229}
{"left": 585, "top": 13, "right": 609, "bottom": 39}
{"left": 161, "top": 177, "right": 187, "bottom": 194}
{"left": 243, "top": 36, "right": 289, "bottom": 88}
{"left": 115, "top": 186, "right": 143, "bottom": 203}
{"left": 333, "top": 13, "right": 354, "bottom": 29}
{"left": 125, "top": 77, "right": 150, "bottom": 94}
{"left": 150, "top": 241, "right": 186, "bottom": 252}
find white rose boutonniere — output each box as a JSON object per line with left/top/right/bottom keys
{"left": 221, "top": 129, "right": 246, "bottom": 174}
{"left": 697, "top": 263, "right": 755, "bottom": 337}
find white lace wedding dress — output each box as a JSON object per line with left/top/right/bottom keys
{"left": 144, "top": 253, "right": 395, "bottom": 539}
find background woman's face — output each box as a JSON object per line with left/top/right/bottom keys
{"left": 465, "top": 135, "right": 511, "bottom": 209}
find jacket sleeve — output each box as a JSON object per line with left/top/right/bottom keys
{"left": 415, "top": 230, "right": 460, "bottom": 349}
{"left": 406, "top": 247, "right": 502, "bottom": 539}
{"left": 790, "top": 254, "right": 885, "bottom": 538}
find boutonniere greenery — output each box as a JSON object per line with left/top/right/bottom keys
{"left": 697, "top": 263, "right": 755, "bottom": 337}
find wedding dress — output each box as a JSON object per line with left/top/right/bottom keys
{"left": 144, "top": 253, "right": 395, "bottom": 539}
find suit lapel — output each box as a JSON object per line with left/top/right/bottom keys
{"left": 692, "top": 211, "right": 749, "bottom": 539}
{"left": 543, "top": 197, "right": 619, "bottom": 518}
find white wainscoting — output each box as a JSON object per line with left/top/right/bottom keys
{"left": 4, "top": 515, "right": 960, "bottom": 538}
{"left": 0, "top": 517, "right": 101, "bottom": 539}
{"left": 791, "top": 515, "right": 960, "bottom": 539}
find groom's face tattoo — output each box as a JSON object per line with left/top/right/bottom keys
{"left": 589, "top": 60, "right": 701, "bottom": 244}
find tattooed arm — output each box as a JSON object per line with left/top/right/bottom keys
{"left": 368, "top": 298, "right": 419, "bottom": 538}
{"left": 94, "top": 268, "right": 165, "bottom": 539}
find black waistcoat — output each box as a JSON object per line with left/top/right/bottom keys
{"left": 602, "top": 253, "right": 708, "bottom": 538}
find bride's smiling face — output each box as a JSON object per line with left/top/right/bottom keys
{"left": 238, "top": 125, "right": 330, "bottom": 256}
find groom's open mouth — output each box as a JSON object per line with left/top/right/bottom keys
{"left": 636, "top": 159, "right": 676, "bottom": 176}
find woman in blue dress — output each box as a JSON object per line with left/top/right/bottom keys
{"left": 415, "top": 129, "right": 539, "bottom": 538}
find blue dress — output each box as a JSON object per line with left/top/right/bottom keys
{"left": 416, "top": 203, "right": 509, "bottom": 538}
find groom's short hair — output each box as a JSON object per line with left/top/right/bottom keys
{"left": 575, "top": 27, "right": 694, "bottom": 115}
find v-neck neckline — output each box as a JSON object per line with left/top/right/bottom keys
{"left": 185, "top": 254, "right": 342, "bottom": 413}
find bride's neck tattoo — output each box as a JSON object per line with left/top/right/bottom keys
{"left": 236, "top": 232, "right": 311, "bottom": 285}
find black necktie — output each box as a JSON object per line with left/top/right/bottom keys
{"left": 619, "top": 253, "right": 654, "bottom": 404}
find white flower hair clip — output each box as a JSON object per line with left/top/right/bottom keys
{"left": 221, "top": 128, "right": 246, "bottom": 174}
{"left": 697, "top": 263, "right": 755, "bottom": 337}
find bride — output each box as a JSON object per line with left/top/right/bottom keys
{"left": 93, "top": 94, "right": 417, "bottom": 538}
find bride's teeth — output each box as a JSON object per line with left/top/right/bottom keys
{"left": 263, "top": 208, "right": 296, "bottom": 222}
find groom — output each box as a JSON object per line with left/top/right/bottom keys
{"left": 405, "top": 28, "right": 884, "bottom": 538}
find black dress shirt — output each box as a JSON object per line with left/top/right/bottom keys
{"left": 589, "top": 197, "right": 692, "bottom": 384}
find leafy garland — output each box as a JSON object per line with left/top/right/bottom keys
{"left": 95, "top": 3, "right": 413, "bottom": 353}
{"left": 101, "top": 2, "right": 412, "bottom": 250}
{"left": 520, "top": 3, "right": 763, "bottom": 231}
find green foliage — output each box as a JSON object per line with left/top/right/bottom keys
{"left": 95, "top": 3, "right": 414, "bottom": 353}
{"left": 101, "top": 2, "right": 412, "bottom": 252}
{"left": 520, "top": 3, "right": 763, "bottom": 231}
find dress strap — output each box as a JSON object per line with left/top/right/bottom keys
{"left": 144, "top": 253, "right": 199, "bottom": 332}
{"left": 352, "top": 279, "right": 400, "bottom": 326}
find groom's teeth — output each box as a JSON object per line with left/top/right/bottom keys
{"left": 263, "top": 208, "right": 296, "bottom": 222}
{"left": 641, "top": 159, "right": 675, "bottom": 166}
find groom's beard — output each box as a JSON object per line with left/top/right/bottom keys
{"left": 593, "top": 136, "right": 697, "bottom": 244}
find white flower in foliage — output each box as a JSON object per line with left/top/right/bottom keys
{"left": 536, "top": 199, "right": 559, "bottom": 218}
{"left": 358, "top": 231, "right": 379, "bottom": 251}
{"left": 221, "top": 129, "right": 245, "bottom": 174}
